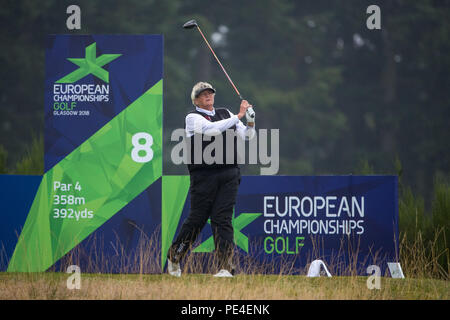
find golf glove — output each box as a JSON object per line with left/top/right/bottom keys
{"left": 246, "top": 107, "right": 255, "bottom": 125}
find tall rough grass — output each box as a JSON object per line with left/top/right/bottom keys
{"left": 356, "top": 158, "right": 449, "bottom": 280}
{"left": 399, "top": 176, "right": 449, "bottom": 279}
{"left": 49, "top": 226, "right": 163, "bottom": 275}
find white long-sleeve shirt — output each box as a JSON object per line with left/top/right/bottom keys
{"left": 185, "top": 106, "right": 255, "bottom": 140}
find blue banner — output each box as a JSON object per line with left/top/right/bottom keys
{"left": 179, "top": 175, "right": 399, "bottom": 275}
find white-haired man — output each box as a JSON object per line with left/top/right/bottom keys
{"left": 167, "top": 81, "right": 255, "bottom": 277}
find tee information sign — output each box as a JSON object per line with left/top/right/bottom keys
{"left": 8, "top": 35, "right": 163, "bottom": 272}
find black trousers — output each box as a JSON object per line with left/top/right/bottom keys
{"left": 168, "top": 166, "right": 241, "bottom": 271}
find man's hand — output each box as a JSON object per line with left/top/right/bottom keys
{"left": 237, "top": 100, "right": 250, "bottom": 120}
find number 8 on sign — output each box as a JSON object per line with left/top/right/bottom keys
{"left": 131, "top": 132, "right": 154, "bottom": 163}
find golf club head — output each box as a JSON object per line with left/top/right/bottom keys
{"left": 183, "top": 19, "right": 198, "bottom": 29}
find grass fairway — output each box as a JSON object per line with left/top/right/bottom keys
{"left": 0, "top": 272, "right": 448, "bottom": 300}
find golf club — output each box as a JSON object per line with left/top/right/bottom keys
{"left": 183, "top": 19, "right": 255, "bottom": 120}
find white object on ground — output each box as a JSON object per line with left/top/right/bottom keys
{"left": 387, "top": 262, "right": 405, "bottom": 278}
{"left": 213, "top": 269, "right": 234, "bottom": 278}
{"left": 307, "top": 259, "right": 332, "bottom": 277}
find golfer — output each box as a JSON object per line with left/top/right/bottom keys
{"left": 167, "top": 82, "right": 255, "bottom": 277}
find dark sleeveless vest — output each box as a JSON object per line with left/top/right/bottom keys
{"left": 186, "top": 108, "right": 238, "bottom": 173}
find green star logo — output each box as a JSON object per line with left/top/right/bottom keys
{"left": 56, "top": 42, "right": 121, "bottom": 83}
{"left": 193, "top": 210, "right": 262, "bottom": 253}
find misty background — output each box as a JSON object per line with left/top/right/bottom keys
{"left": 0, "top": 0, "right": 449, "bottom": 212}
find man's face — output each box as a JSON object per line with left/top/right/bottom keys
{"left": 195, "top": 90, "right": 215, "bottom": 109}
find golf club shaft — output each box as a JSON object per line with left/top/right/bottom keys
{"left": 195, "top": 25, "right": 243, "bottom": 100}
